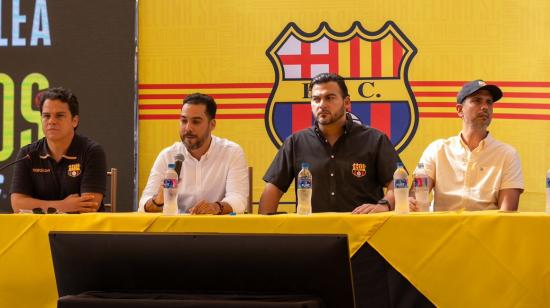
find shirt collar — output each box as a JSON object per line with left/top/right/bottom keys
{"left": 38, "top": 134, "right": 79, "bottom": 160}
{"left": 202, "top": 135, "right": 216, "bottom": 159}
{"left": 457, "top": 131, "right": 492, "bottom": 151}
{"left": 480, "top": 132, "right": 494, "bottom": 149}
{"left": 344, "top": 113, "right": 353, "bottom": 133}
{"left": 181, "top": 135, "right": 217, "bottom": 161}
{"left": 313, "top": 113, "right": 352, "bottom": 140}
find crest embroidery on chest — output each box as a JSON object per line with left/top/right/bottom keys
{"left": 352, "top": 163, "right": 366, "bottom": 178}
{"left": 67, "top": 163, "right": 81, "bottom": 177}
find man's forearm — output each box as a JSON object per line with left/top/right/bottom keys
{"left": 259, "top": 199, "right": 278, "bottom": 214}
{"left": 144, "top": 186, "right": 164, "bottom": 212}
{"left": 11, "top": 194, "right": 61, "bottom": 212}
{"left": 259, "top": 183, "right": 283, "bottom": 214}
{"left": 381, "top": 181, "right": 396, "bottom": 210}
{"left": 144, "top": 195, "right": 164, "bottom": 212}
{"left": 12, "top": 197, "right": 58, "bottom": 212}
{"left": 498, "top": 188, "right": 521, "bottom": 211}
{"left": 12, "top": 192, "right": 101, "bottom": 213}
{"left": 381, "top": 192, "right": 395, "bottom": 210}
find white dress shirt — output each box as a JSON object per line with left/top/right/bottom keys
{"left": 419, "top": 133, "right": 524, "bottom": 211}
{"left": 139, "top": 135, "right": 249, "bottom": 213}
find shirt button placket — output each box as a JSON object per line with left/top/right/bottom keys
{"left": 195, "top": 161, "right": 201, "bottom": 198}
{"left": 329, "top": 153, "right": 336, "bottom": 204}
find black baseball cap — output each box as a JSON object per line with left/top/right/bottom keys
{"left": 456, "top": 80, "right": 502, "bottom": 104}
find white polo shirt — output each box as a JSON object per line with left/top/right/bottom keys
{"left": 138, "top": 135, "right": 249, "bottom": 213}
{"left": 419, "top": 133, "right": 524, "bottom": 211}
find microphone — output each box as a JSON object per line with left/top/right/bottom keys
{"left": 0, "top": 151, "right": 34, "bottom": 172}
{"left": 174, "top": 153, "right": 185, "bottom": 180}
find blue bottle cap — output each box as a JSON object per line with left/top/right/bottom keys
{"left": 168, "top": 163, "right": 176, "bottom": 169}
{"left": 301, "top": 162, "right": 310, "bottom": 169}
{"left": 396, "top": 162, "right": 403, "bottom": 168}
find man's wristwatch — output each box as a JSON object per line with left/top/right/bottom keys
{"left": 377, "top": 199, "right": 391, "bottom": 210}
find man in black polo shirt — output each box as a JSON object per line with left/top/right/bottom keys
{"left": 259, "top": 73, "right": 402, "bottom": 214}
{"left": 10, "top": 87, "right": 106, "bottom": 213}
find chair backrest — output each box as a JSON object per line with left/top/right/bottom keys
{"left": 104, "top": 168, "right": 118, "bottom": 212}
{"left": 247, "top": 166, "right": 253, "bottom": 213}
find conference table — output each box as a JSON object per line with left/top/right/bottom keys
{"left": 0, "top": 211, "right": 549, "bottom": 307}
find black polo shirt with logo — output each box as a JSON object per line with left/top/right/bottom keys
{"left": 263, "top": 115, "right": 402, "bottom": 212}
{"left": 10, "top": 134, "right": 107, "bottom": 206}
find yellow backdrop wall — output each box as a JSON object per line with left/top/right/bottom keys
{"left": 138, "top": 0, "right": 550, "bottom": 211}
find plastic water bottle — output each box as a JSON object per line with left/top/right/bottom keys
{"left": 394, "top": 162, "right": 409, "bottom": 214}
{"left": 414, "top": 163, "right": 430, "bottom": 212}
{"left": 296, "top": 163, "right": 312, "bottom": 215}
{"left": 163, "top": 163, "right": 179, "bottom": 215}
{"left": 546, "top": 168, "right": 550, "bottom": 214}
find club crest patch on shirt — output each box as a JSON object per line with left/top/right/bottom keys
{"left": 352, "top": 163, "right": 366, "bottom": 178}
{"left": 68, "top": 163, "right": 81, "bottom": 177}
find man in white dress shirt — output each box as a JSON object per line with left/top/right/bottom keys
{"left": 139, "top": 93, "right": 249, "bottom": 214}
{"left": 409, "top": 80, "right": 524, "bottom": 211}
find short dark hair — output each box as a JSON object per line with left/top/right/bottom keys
{"left": 309, "top": 73, "right": 349, "bottom": 98}
{"left": 183, "top": 93, "right": 217, "bottom": 119}
{"left": 39, "top": 87, "right": 79, "bottom": 117}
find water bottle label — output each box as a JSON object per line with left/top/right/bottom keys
{"left": 394, "top": 178, "right": 408, "bottom": 189}
{"left": 298, "top": 178, "right": 312, "bottom": 189}
{"left": 546, "top": 177, "right": 550, "bottom": 188}
{"left": 164, "top": 178, "right": 177, "bottom": 189}
{"left": 414, "top": 177, "right": 428, "bottom": 188}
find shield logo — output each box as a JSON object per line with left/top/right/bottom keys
{"left": 352, "top": 163, "right": 367, "bottom": 178}
{"left": 67, "top": 163, "right": 81, "bottom": 178}
{"left": 265, "top": 21, "right": 418, "bottom": 153}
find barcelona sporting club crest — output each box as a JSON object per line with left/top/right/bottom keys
{"left": 352, "top": 163, "right": 367, "bottom": 178}
{"left": 265, "top": 21, "right": 418, "bottom": 153}
{"left": 67, "top": 163, "right": 81, "bottom": 178}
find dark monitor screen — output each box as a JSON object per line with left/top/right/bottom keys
{"left": 49, "top": 232, "right": 355, "bottom": 307}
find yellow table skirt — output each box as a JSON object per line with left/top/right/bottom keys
{"left": 0, "top": 211, "right": 549, "bottom": 307}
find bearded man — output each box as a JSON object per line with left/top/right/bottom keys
{"left": 139, "top": 93, "right": 249, "bottom": 215}
{"left": 259, "top": 73, "right": 403, "bottom": 214}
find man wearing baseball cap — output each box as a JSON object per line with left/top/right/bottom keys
{"left": 409, "top": 80, "right": 524, "bottom": 211}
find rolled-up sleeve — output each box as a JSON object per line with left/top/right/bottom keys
{"left": 221, "top": 146, "right": 249, "bottom": 213}
{"left": 138, "top": 149, "right": 170, "bottom": 212}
